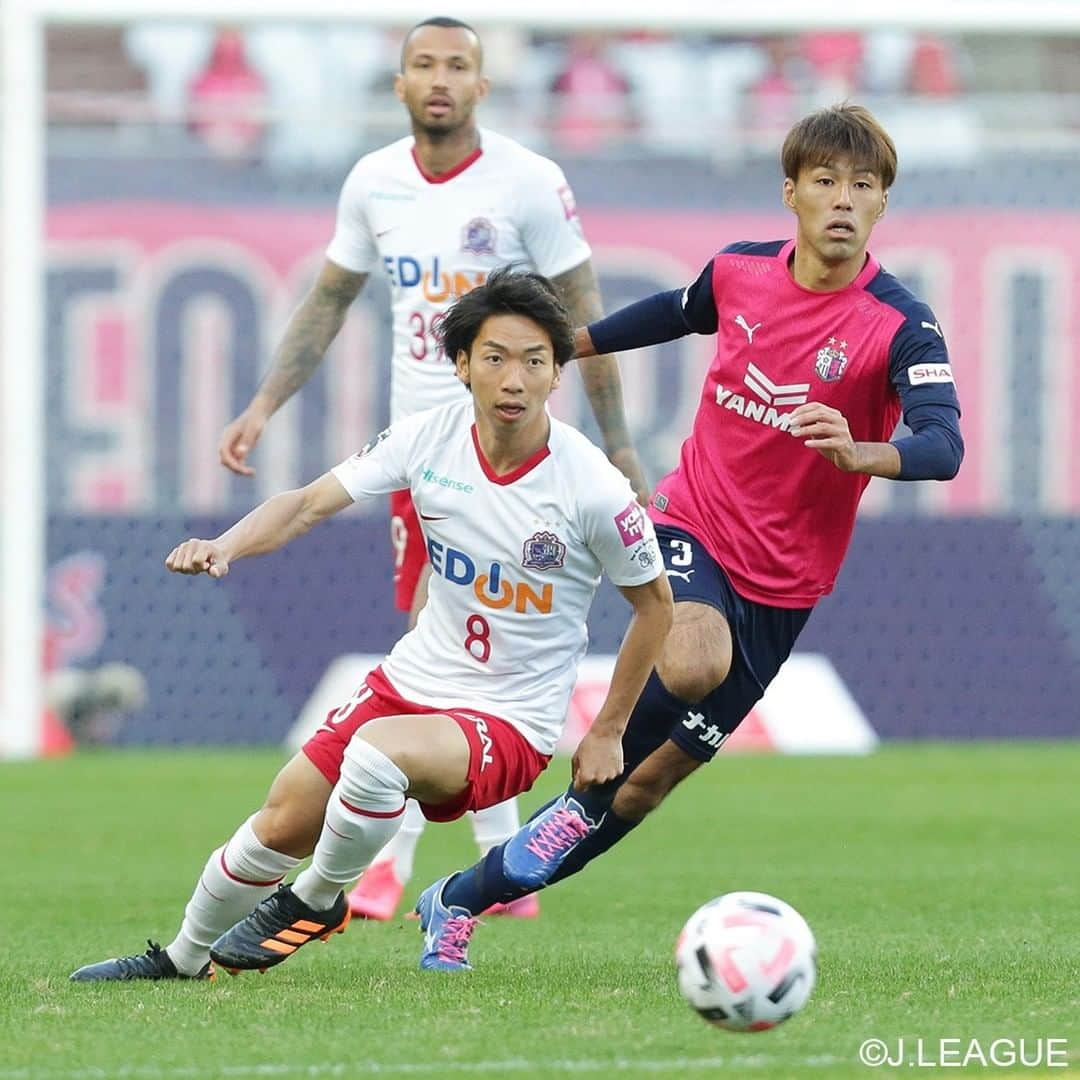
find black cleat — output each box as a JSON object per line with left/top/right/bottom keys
{"left": 209, "top": 884, "right": 351, "bottom": 974}
{"left": 70, "top": 940, "right": 213, "bottom": 982}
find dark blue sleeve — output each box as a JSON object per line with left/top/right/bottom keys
{"left": 894, "top": 402, "right": 964, "bottom": 481}
{"left": 586, "top": 259, "right": 718, "bottom": 355}
{"left": 886, "top": 304, "right": 964, "bottom": 480}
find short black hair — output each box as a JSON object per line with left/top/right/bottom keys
{"left": 400, "top": 16, "right": 482, "bottom": 71}
{"left": 437, "top": 267, "right": 574, "bottom": 371}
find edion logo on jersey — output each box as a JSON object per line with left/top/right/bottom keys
{"left": 426, "top": 537, "right": 555, "bottom": 614}
{"left": 907, "top": 363, "right": 954, "bottom": 386}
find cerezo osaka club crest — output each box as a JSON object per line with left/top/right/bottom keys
{"left": 815, "top": 337, "right": 849, "bottom": 382}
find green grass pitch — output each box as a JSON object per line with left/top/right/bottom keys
{"left": 2, "top": 744, "right": 1078, "bottom": 1079}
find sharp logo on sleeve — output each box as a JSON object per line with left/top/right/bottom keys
{"left": 920, "top": 320, "right": 943, "bottom": 338}
{"left": 907, "top": 363, "right": 954, "bottom": 386}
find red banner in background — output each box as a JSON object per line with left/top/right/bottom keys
{"left": 48, "top": 204, "right": 1080, "bottom": 514}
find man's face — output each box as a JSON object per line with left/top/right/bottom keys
{"left": 395, "top": 25, "right": 488, "bottom": 136}
{"left": 456, "top": 314, "right": 561, "bottom": 433}
{"left": 783, "top": 157, "right": 888, "bottom": 266}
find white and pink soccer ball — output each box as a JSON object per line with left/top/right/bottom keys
{"left": 675, "top": 891, "right": 817, "bottom": 1032}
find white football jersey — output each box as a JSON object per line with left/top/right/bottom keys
{"left": 331, "top": 399, "right": 661, "bottom": 754}
{"left": 326, "top": 128, "right": 591, "bottom": 423}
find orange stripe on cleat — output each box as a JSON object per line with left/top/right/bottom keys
{"left": 260, "top": 939, "right": 297, "bottom": 955}
{"left": 276, "top": 929, "right": 310, "bottom": 945}
{"left": 291, "top": 919, "right": 325, "bottom": 933}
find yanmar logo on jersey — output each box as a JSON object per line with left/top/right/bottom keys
{"left": 382, "top": 255, "right": 487, "bottom": 302}
{"left": 427, "top": 538, "right": 554, "bottom": 614}
{"left": 714, "top": 362, "right": 809, "bottom": 430}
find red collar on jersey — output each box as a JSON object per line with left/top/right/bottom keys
{"left": 411, "top": 145, "right": 484, "bottom": 184}
{"left": 471, "top": 424, "right": 551, "bottom": 485}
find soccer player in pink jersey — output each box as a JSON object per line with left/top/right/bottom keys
{"left": 69, "top": 269, "right": 671, "bottom": 982}
{"left": 416, "top": 104, "right": 965, "bottom": 969}
{"left": 216, "top": 17, "right": 646, "bottom": 922}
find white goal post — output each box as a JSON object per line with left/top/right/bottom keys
{"left": 4, "top": 0, "right": 1080, "bottom": 758}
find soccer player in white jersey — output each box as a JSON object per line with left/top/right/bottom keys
{"left": 69, "top": 269, "right": 671, "bottom": 982}
{"left": 218, "top": 16, "right": 646, "bottom": 921}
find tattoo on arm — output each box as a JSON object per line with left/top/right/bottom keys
{"left": 551, "top": 260, "right": 632, "bottom": 452}
{"left": 256, "top": 265, "right": 368, "bottom": 413}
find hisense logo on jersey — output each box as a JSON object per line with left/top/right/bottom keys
{"left": 426, "top": 538, "right": 554, "bottom": 614}
{"left": 421, "top": 468, "right": 475, "bottom": 494}
{"left": 382, "top": 255, "right": 487, "bottom": 303}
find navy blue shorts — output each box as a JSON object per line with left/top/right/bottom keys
{"left": 648, "top": 524, "right": 813, "bottom": 762}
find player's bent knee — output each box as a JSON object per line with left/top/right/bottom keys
{"left": 253, "top": 803, "right": 321, "bottom": 859}
{"left": 657, "top": 661, "right": 728, "bottom": 704}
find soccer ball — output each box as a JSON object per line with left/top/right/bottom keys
{"left": 675, "top": 891, "right": 817, "bottom": 1032}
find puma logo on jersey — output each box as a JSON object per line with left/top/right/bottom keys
{"left": 734, "top": 314, "right": 762, "bottom": 343}
{"left": 921, "top": 320, "right": 943, "bottom": 338}
{"left": 666, "top": 568, "right": 695, "bottom": 583}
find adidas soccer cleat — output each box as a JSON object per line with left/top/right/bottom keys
{"left": 347, "top": 859, "right": 404, "bottom": 921}
{"left": 69, "top": 940, "right": 213, "bottom": 982}
{"left": 501, "top": 794, "right": 599, "bottom": 889}
{"left": 209, "top": 884, "right": 350, "bottom": 974}
{"left": 484, "top": 893, "right": 541, "bottom": 918}
{"left": 415, "top": 876, "right": 478, "bottom": 971}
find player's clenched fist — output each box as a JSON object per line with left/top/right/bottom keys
{"left": 165, "top": 539, "right": 230, "bottom": 578}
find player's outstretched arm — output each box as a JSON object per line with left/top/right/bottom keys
{"left": 219, "top": 260, "right": 369, "bottom": 476}
{"left": 552, "top": 260, "right": 649, "bottom": 504}
{"left": 572, "top": 573, "right": 674, "bottom": 788}
{"left": 165, "top": 472, "right": 353, "bottom": 579}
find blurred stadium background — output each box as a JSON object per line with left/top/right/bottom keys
{"left": 4, "top": 0, "right": 1080, "bottom": 759}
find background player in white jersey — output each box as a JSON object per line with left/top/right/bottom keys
{"left": 217, "top": 17, "right": 646, "bottom": 921}
{"left": 70, "top": 269, "right": 671, "bottom": 982}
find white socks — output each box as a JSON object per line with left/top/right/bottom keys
{"left": 368, "top": 799, "right": 427, "bottom": 882}
{"left": 292, "top": 740, "right": 408, "bottom": 911}
{"left": 166, "top": 814, "right": 300, "bottom": 976}
{"left": 470, "top": 797, "right": 521, "bottom": 855}
{"left": 366, "top": 796, "right": 523, "bottom": 884}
